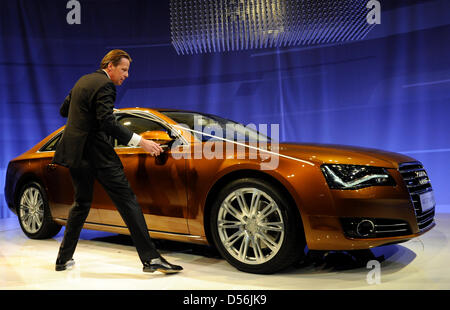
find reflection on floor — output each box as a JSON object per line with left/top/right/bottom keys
{"left": 0, "top": 213, "right": 449, "bottom": 290}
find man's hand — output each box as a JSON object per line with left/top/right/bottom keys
{"left": 139, "top": 138, "right": 164, "bottom": 156}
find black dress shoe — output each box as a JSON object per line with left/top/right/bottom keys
{"left": 55, "top": 259, "right": 75, "bottom": 271}
{"left": 143, "top": 256, "right": 183, "bottom": 274}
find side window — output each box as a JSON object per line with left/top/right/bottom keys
{"left": 40, "top": 131, "right": 63, "bottom": 152}
{"left": 116, "top": 115, "right": 168, "bottom": 147}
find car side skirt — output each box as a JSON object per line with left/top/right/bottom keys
{"left": 53, "top": 218, "right": 209, "bottom": 245}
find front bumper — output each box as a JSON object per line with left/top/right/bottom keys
{"left": 304, "top": 163, "right": 435, "bottom": 251}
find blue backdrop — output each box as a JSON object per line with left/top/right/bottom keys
{"left": 1, "top": 0, "right": 449, "bottom": 218}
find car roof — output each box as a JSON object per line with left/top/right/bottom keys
{"left": 117, "top": 107, "right": 210, "bottom": 114}
{"left": 118, "top": 107, "right": 186, "bottom": 112}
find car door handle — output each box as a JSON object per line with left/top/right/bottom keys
{"left": 47, "top": 164, "right": 57, "bottom": 171}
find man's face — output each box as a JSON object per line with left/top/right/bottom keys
{"left": 106, "top": 57, "right": 130, "bottom": 86}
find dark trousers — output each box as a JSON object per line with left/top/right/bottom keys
{"left": 56, "top": 165, "right": 160, "bottom": 264}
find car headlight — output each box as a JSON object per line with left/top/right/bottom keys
{"left": 321, "top": 164, "right": 396, "bottom": 190}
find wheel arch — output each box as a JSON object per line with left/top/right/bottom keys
{"left": 13, "top": 173, "right": 45, "bottom": 214}
{"left": 203, "top": 169, "right": 305, "bottom": 249}
{"left": 14, "top": 172, "right": 62, "bottom": 239}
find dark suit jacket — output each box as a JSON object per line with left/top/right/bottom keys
{"left": 52, "top": 70, "right": 134, "bottom": 168}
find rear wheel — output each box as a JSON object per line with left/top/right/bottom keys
{"left": 210, "top": 178, "right": 305, "bottom": 274}
{"left": 17, "top": 181, "right": 61, "bottom": 239}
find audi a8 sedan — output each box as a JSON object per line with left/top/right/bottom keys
{"left": 4, "top": 108, "right": 436, "bottom": 273}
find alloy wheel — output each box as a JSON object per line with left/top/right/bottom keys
{"left": 217, "top": 187, "right": 285, "bottom": 265}
{"left": 19, "top": 187, "right": 45, "bottom": 234}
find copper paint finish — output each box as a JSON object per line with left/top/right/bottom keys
{"left": 4, "top": 108, "right": 434, "bottom": 250}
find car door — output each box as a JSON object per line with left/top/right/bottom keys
{"left": 96, "top": 113, "right": 190, "bottom": 234}
{"left": 40, "top": 132, "right": 101, "bottom": 223}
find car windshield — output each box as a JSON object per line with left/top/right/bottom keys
{"left": 160, "top": 111, "right": 271, "bottom": 143}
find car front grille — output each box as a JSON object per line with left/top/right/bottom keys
{"left": 398, "top": 162, "right": 435, "bottom": 231}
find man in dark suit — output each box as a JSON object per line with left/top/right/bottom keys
{"left": 52, "top": 49, "right": 182, "bottom": 274}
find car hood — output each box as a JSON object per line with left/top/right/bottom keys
{"left": 275, "top": 142, "right": 417, "bottom": 168}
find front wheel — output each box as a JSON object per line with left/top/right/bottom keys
{"left": 17, "top": 181, "right": 62, "bottom": 239}
{"left": 210, "top": 178, "right": 305, "bottom": 274}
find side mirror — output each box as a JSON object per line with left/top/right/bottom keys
{"left": 140, "top": 131, "right": 173, "bottom": 145}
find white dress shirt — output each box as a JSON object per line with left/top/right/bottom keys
{"left": 102, "top": 69, "right": 142, "bottom": 147}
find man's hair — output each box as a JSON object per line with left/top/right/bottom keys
{"left": 100, "top": 49, "right": 132, "bottom": 69}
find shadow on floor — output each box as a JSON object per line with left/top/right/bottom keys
{"left": 90, "top": 233, "right": 417, "bottom": 275}
{"left": 91, "top": 233, "right": 222, "bottom": 259}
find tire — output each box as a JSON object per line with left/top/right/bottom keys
{"left": 16, "top": 181, "right": 62, "bottom": 239}
{"left": 210, "top": 178, "right": 305, "bottom": 274}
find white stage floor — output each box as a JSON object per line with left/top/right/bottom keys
{"left": 1, "top": 213, "right": 449, "bottom": 291}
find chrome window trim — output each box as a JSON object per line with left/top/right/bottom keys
{"left": 113, "top": 110, "right": 190, "bottom": 148}
{"left": 37, "top": 130, "right": 64, "bottom": 153}
{"left": 37, "top": 110, "right": 191, "bottom": 153}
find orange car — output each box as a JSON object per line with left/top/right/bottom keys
{"left": 4, "top": 108, "right": 436, "bottom": 273}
